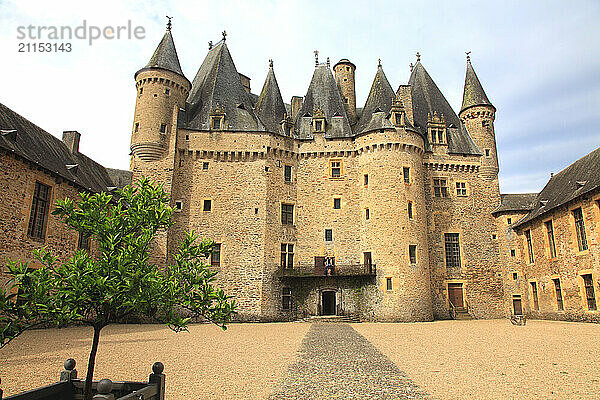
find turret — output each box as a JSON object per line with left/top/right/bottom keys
{"left": 131, "top": 18, "right": 191, "bottom": 162}
{"left": 459, "top": 53, "right": 498, "bottom": 179}
{"left": 333, "top": 58, "right": 357, "bottom": 125}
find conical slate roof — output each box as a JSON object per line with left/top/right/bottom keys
{"left": 408, "top": 61, "right": 480, "bottom": 155}
{"left": 137, "top": 30, "right": 185, "bottom": 78}
{"left": 461, "top": 59, "right": 493, "bottom": 113}
{"left": 255, "top": 63, "right": 287, "bottom": 134}
{"left": 355, "top": 64, "right": 396, "bottom": 134}
{"left": 294, "top": 64, "right": 352, "bottom": 139}
{"left": 185, "top": 41, "right": 263, "bottom": 131}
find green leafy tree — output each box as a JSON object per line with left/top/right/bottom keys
{"left": 0, "top": 178, "right": 236, "bottom": 400}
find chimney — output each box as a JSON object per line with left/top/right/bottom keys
{"left": 291, "top": 96, "right": 303, "bottom": 121}
{"left": 238, "top": 73, "right": 251, "bottom": 94}
{"left": 62, "top": 131, "right": 81, "bottom": 153}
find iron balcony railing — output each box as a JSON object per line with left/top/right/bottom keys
{"left": 279, "top": 263, "right": 376, "bottom": 278}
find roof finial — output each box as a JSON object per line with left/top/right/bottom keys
{"left": 378, "top": 58, "right": 381, "bottom": 67}
{"left": 466, "top": 51, "right": 471, "bottom": 62}
{"left": 166, "top": 16, "right": 172, "bottom": 31}
{"left": 269, "top": 59, "right": 273, "bottom": 69}
{"left": 222, "top": 30, "right": 227, "bottom": 41}
{"left": 416, "top": 52, "right": 421, "bottom": 62}
{"left": 410, "top": 62, "right": 414, "bottom": 72}
{"left": 314, "top": 50, "right": 319, "bottom": 66}
{"left": 326, "top": 57, "right": 330, "bottom": 68}
{"left": 208, "top": 41, "right": 213, "bottom": 50}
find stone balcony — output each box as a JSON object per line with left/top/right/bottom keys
{"left": 277, "top": 263, "right": 377, "bottom": 279}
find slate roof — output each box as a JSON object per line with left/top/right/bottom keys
{"left": 294, "top": 64, "right": 352, "bottom": 139}
{"left": 136, "top": 30, "right": 186, "bottom": 79}
{"left": 184, "top": 41, "right": 264, "bottom": 131}
{"left": 492, "top": 193, "right": 538, "bottom": 215}
{"left": 461, "top": 60, "right": 494, "bottom": 113}
{"left": 0, "top": 102, "right": 118, "bottom": 193}
{"left": 355, "top": 65, "right": 396, "bottom": 134}
{"left": 408, "top": 61, "right": 480, "bottom": 155}
{"left": 514, "top": 147, "right": 600, "bottom": 228}
{"left": 255, "top": 64, "right": 287, "bottom": 135}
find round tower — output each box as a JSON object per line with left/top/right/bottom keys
{"left": 333, "top": 59, "right": 357, "bottom": 125}
{"left": 357, "top": 123, "right": 432, "bottom": 322}
{"left": 131, "top": 23, "right": 191, "bottom": 162}
{"left": 459, "top": 55, "right": 498, "bottom": 180}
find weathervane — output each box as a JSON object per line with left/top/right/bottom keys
{"left": 208, "top": 41, "right": 213, "bottom": 50}
{"left": 416, "top": 52, "right": 421, "bottom": 62}
{"left": 378, "top": 58, "right": 381, "bottom": 67}
{"left": 314, "top": 50, "right": 319, "bottom": 66}
{"left": 326, "top": 57, "right": 330, "bottom": 68}
{"left": 466, "top": 51, "right": 471, "bottom": 62}
{"left": 166, "top": 16, "right": 172, "bottom": 31}
{"left": 269, "top": 59, "right": 273, "bottom": 68}
{"left": 222, "top": 30, "right": 227, "bottom": 41}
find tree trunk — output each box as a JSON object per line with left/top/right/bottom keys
{"left": 83, "top": 325, "right": 102, "bottom": 400}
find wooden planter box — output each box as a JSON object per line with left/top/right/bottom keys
{"left": 1, "top": 359, "right": 165, "bottom": 400}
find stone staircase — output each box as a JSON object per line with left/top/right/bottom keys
{"left": 454, "top": 310, "right": 473, "bottom": 320}
{"left": 301, "top": 315, "right": 361, "bottom": 323}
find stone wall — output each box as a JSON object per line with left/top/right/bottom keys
{"left": 514, "top": 192, "right": 600, "bottom": 322}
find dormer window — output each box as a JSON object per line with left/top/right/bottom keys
{"left": 314, "top": 120, "right": 323, "bottom": 132}
{"left": 211, "top": 116, "right": 223, "bottom": 130}
{"left": 427, "top": 112, "right": 447, "bottom": 145}
{"left": 393, "top": 112, "right": 404, "bottom": 127}
{"left": 312, "top": 108, "right": 326, "bottom": 133}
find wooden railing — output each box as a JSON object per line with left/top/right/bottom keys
{"left": 3, "top": 359, "right": 165, "bottom": 400}
{"left": 279, "top": 263, "right": 376, "bottom": 277}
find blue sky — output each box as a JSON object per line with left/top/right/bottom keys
{"left": 1, "top": 0, "right": 599, "bottom": 193}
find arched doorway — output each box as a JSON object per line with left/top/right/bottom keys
{"left": 321, "top": 290, "right": 336, "bottom": 315}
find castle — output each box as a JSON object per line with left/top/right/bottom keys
{"left": 129, "top": 24, "right": 504, "bottom": 322}
{"left": 1, "top": 23, "right": 597, "bottom": 324}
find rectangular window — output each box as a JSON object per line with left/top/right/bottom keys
{"left": 160, "top": 123, "right": 167, "bottom": 133}
{"left": 582, "top": 274, "right": 597, "bottom": 311}
{"left": 282, "top": 288, "right": 292, "bottom": 311}
{"left": 408, "top": 201, "right": 413, "bottom": 219}
{"left": 365, "top": 208, "right": 370, "bottom": 220}
{"left": 325, "top": 229, "right": 333, "bottom": 242}
{"left": 485, "top": 149, "right": 491, "bottom": 157}
{"left": 78, "top": 233, "right": 90, "bottom": 251}
{"left": 281, "top": 204, "right": 294, "bottom": 225}
{"left": 530, "top": 281, "right": 539, "bottom": 311}
{"left": 525, "top": 229, "right": 534, "bottom": 263}
{"left": 409, "top": 245, "right": 417, "bottom": 264}
{"left": 386, "top": 277, "right": 392, "bottom": 291}
{"left": 211, "top": 116, "right": 222, "bottom": 130}
{"left": 433, "top": 178, "right": 448, "bottom": 198}
{"left": 513, "top": 272, "right": 518, "bottom": 280}
{"left": 394, "top": 113, "right": 402, "bottom": 126}
{"left": 202, "top": 162, "right": 209, "bottom": 170}
{"left": 364, "top": 174, "right": 369, "bottom": 186}
{"left": 330, "top": 160, "right": 341, "bottom": 178}
{"left": 511, "top": 249, "right": 516, "bottom": 257}
{"left": 210, "top": 243, "right": 221, "bottom": 268}
{"left": 27, "top": 182, "right": 51, "bottom": 240}
{"left": 333, "top": 198, "right": 341, "bottom": 209}
{"left": 507, "top": 217, "right": 512, "bottom": 224}
{"left": 284, "top": 165, "right": 292, "bottom": 182}
{"left": 545, "top": 220, "right": 557, "bottom": 258}
{"left": 203, "top": 199, "right": 212, "bottom": 212}
{"left": 456, "top": 182, "right": 467, "bottom": 197}
{"left": 134, "top": 122, "right": 139, "bottom": 132}
{"left": 573, "top": 208, "right": 588, "bottom": 251}
{"left": 403, "top": 167, "right": 410, "bottom": 184}
{"left": 553, "top": 278, "right": 564, "bottom": 311}
{"left": 165, "top": 88, "right": 170, "bottom": 95}
{"left": 281, "top": 243, "right": 294, "bottom": 269}
{"left": 174, "top": 200, "right": 183, "bottom": 211}
{"left": 314, "top": 120, "right": 323, "bottom": 132}
{"left": 444, "top": 233, "right": 461, "bottom": 269}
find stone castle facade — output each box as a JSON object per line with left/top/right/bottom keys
{"left": 129, "top": 25, "right": 505, "bottom": 322}
{"left": 2, "top": 24, "right": 596, "bottom": 324}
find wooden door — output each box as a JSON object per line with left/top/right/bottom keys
{"left": 448, "top": 283, "right": 464, "bottom": 310}
{"left": 322, "top": 291, "right": 336, "bottom": 315}
{"left": 314, "top": 257, "right": 325, "bottom": 275}
{"left": 513, "top": 296, "right": 523, "bottom": 315}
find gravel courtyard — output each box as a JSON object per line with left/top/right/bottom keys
{"left": 1, "top": 319, "right": 598, "bottom": 399}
